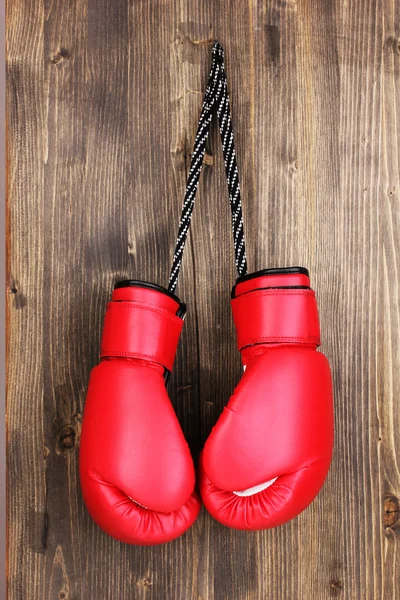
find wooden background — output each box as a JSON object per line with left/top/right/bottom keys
{"left": 6, "top": 0, "right": 400, "bottom": 598}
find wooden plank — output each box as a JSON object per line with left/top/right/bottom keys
{"left": 42, "top": 0, "right": 88, "bottom": 598}
{"left": 6, "top": 0, "right": 46, "bottom": 598}
{"left": 6, "top": 0, "right": 400, "bottom": 599}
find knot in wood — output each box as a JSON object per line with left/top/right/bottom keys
{"left": 384, "top": 494, "right": 399, "bottom": 528}
{"left": 58, "top": 426, "right": 76, "bottom": 451}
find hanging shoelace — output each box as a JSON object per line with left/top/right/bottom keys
{"left": 168, "top": 40, "right": 248, "bottom": 294}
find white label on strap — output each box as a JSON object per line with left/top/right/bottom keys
{"left": 233, "top": 477, "right": 278, "bottom": 497}
{"left": 127, "top": 495, "right": 148, "bottom": 509}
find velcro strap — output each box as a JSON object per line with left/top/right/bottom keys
{"left": 100, "top": 301, "right": 183, "bottom": 371}
{"left": 231, "top": 289, "right": 320, "bottom": 350}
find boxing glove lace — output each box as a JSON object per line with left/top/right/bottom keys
{"left": 200, "top": 267, "right": 333, "bottom": 530}
{"left": 80, "top": 281, "right": 200, "bottom": 545}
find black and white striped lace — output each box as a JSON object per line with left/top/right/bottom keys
{"left": 168, "top": 40, "right": 248, "bottom": 294}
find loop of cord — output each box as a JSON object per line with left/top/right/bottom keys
{"left": 168, "top": 41, "right": 248, "bottom": 294}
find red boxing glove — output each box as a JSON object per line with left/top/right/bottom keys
{"left": 80, "top": 281, "right": 200, "bottom": 545}
{"left": 200, "top": 267, "right": 333, "bottom": 530}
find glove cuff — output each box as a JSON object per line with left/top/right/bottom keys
{"left": 232, "top": 266, "right": 310, "bottom": 298}
{"left": 100, "top": 280, "right": 185, "bottom": 372}
{"left": 231, "top": 267, "right": 321, "bottom": 349}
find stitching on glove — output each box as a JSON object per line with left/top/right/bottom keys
{"left": 106, "top": 301, "right": 183, "bottom": 325}
{"left": 99, "top": 349, "right": 173, "bottom": 369}
{"left": 232, "top": 289, "right": 315, "bottom": 304}
{"left": 240, "top": 335, "right": 320, "bottom": 346}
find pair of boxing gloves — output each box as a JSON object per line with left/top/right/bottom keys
{"left": 79, "top": 266, "right": 333, "bottom": 545}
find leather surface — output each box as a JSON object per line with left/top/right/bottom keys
{"left": 80, "top": 284, "right": 200, "bottom": 545}
{"left": 200, "top": 270, "right": 334, "bottom": 530}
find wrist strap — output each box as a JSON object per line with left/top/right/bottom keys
{"left": 168, "top": 41, "right": 248, "bottom": 294}
{"left": 100, "top": 301, "right": 183, "bottom": 371}
{"left": 231, "top": 289, "right": 321, "bottom": 349}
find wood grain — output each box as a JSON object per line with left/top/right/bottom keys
{"left": 6, "top": 0, "right": 400, "bottom": 598}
